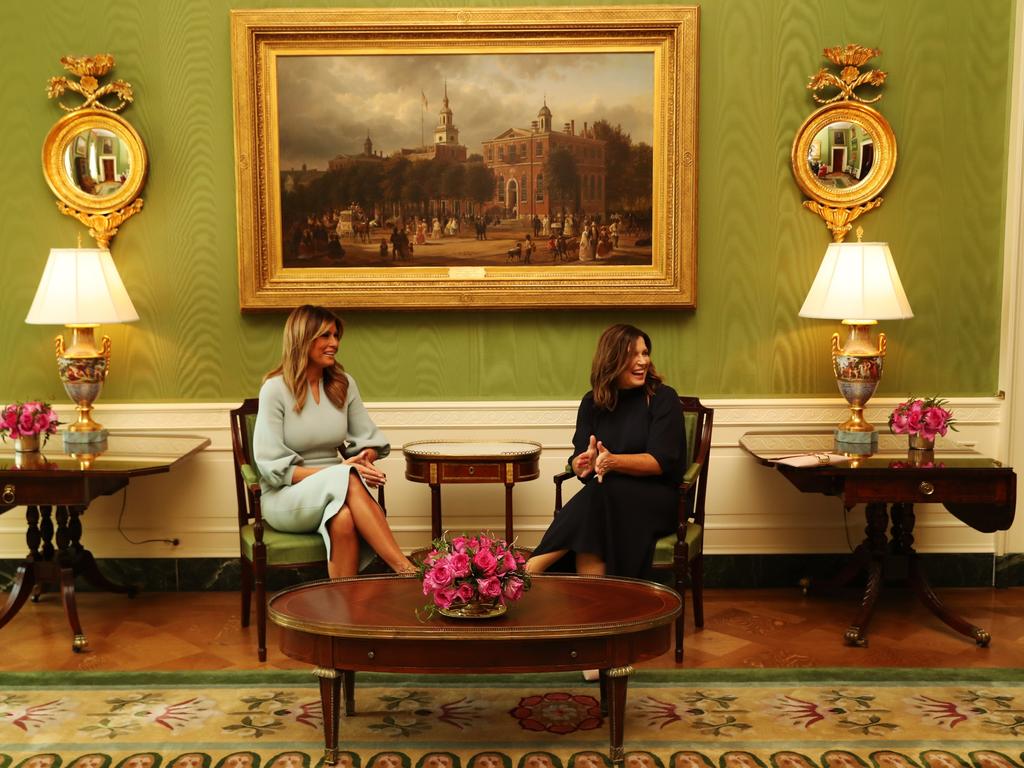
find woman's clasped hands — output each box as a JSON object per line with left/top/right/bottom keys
{"left": 344, "top": 448, "right": 386, "bottom": 488}
{"left": 574, "top": 435, "right": 613, "bottom": 483}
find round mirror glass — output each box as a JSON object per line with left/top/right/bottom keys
{"left": 806, "top": 120, "right": 876, "bottom": 192}
{"left": 62, "top": 127, "right": 132, "bottom": 198}
{"left": 791, "top": 100, "right": 895, "bottom": 211}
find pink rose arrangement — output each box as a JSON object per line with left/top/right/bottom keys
{"left": 418, "top": 532, "right": 531, "bottom": 618}
{"left": 888, "top": 396, "right": 957, "bottom": 440}
{"left": 0, "top": 401, "right": 60, "bottom": 445}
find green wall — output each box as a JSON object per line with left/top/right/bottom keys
{"left": 0, "top": 0, "right": 1014, "bottom": 403}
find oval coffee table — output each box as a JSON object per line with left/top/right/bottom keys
{"left": 269, "top": 573, "right": 680, "bottom": 765}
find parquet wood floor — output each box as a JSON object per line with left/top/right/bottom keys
{"left": 2, "top": 587, "right": 1022, "bottom": 672}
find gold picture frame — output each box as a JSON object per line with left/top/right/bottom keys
{"left": 230, "top": 6, "right": 699, "bottom": 310}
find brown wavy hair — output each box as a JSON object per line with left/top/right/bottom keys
{"left": 264, "top": 305, "right": 349, "bottom": 412}
{"left": 590, "top": 323, "right": 662, "bottom": 410}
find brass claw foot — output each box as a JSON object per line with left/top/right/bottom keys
{"left": 973, "top": 628, "right": 992, "bottom": 647}
{"left": 843, "top": 627, "right": 867, "bottom": 647}
{"left": 72, "top": 634, "right": 88, "bottom": 653}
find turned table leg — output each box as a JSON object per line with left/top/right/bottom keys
{"left": 844, "top": 502, "right": 890, "bottom": 647}
{"left": 314, "top": 667, "right": 342, "bottom": 764}
{"left": 602, "top": 664, "right": 633, "bottom": 766}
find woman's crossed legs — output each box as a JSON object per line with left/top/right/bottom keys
{"left": 326, "top": 472, "right": 417, "bottom": 578}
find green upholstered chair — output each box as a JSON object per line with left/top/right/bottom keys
{"left": 229, "top": 398, "right": 386, "bottom": 662}
{"left": 651, "top": 396, "right": 712, "bottom": 662}
{"left": 552, "top": 395, "right": 713, "bottom": 663}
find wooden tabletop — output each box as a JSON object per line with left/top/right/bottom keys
{"left": 0, "top": 431, "right": 211, "bottom": 476}
{"left": 269, "top": 573, "right": 679, "bottom": 640}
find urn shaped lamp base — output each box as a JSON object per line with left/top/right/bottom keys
{"left": 57, "top": 327, "right": 112, "bottom": 445}
{"left": 832, "top": 321, "right": 886, "bottom": 437}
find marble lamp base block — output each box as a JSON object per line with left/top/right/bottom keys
{"left": 834, "top": 428, "right": 879, "bottom": 446}
{"left": 63, "top": 428, "right": 109, "bottom": 445}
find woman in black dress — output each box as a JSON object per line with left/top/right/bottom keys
{"left": 527, "top": 324, "right": 685, "bottom": 578}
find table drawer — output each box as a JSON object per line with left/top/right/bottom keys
{"left": 324, "top": 636, "right": 619, "bottom": 671}
{"left": 0, "top": 477, "right": 90, "bottom": 506}
{"left": 844, "top": 473, "right": 1013, "bottom": 505}
{"left": 440, "top": 463, "right": 504, "bottom": 482}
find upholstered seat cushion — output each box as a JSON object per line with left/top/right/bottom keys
{"left": 240, "top": 524, "right": 326, "bottom": 566}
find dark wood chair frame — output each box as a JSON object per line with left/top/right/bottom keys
{"left": 229, "top": 397, "right": 387, "bottom": 662}
{"left": 552, "top": 395, "right": 713, "bottom": 663}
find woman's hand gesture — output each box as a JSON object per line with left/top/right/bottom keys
{"left": 573, "top": 435, "right": 599, "bottom": 478}
{"left": 344, "top": 448, "right": 386, "bottom": 488}
{"left": 594, "top": 440, "right": 613, "bottom": 482}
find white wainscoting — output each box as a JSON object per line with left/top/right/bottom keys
{"left": 0, "top": 397, "right": 1012, "bottom": 559}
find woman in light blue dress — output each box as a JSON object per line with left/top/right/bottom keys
{"left": 253, "top": 305, "right": 416, "bottom": 578}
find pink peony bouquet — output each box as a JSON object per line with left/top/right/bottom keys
{"left": 888, "top": 396, "right": 957, "bottom": 440}
{"left": 418, "top": 532, "right": 531, "bottom": 618}
{"left": 0, "top": 401, "right": 60, "bottom": 445}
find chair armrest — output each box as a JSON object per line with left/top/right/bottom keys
{"left": 553, "top": 468, "right": 574, "bottom": 515}
{"left": 243, "top": 479, "right": 267, "bottom": 544}
{"left": 681, "top": 461, "right": 702, "bottom": 489}
{"left": 240, "top": 463, "right": 260, "bottom": 486}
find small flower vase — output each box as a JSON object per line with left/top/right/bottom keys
{"left": 12, "top": 435, "right": 40, "bottom": 453}
{"left": 438, "top": 600, "right": 508, "bottom": 620}
{"left": 908, "top": 434, "right": 935, "bottom": 451}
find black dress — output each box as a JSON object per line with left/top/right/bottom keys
{"left": 532, "top": 384, "right": 686, "bottom": 578}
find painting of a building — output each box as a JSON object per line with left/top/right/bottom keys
{"left": 394, "top": 83, "right": 468, "bottom": 163}
{"left": 482, "top": 101, "right": 606, "bottom": 221}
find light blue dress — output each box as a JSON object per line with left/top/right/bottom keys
{"left": 253, "top": 374, "right": 390, "bottom": 558}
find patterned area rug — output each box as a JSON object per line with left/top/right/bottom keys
{"left": 2, "top": 669, "right": 1024, "bottom": 767}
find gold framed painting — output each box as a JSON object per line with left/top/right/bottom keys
{"left": 230, "top": 6, "right": 699, "bottom": 310}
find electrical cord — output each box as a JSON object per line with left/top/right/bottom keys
{"left": 842, "top": 500, "right": 855, "bottom": 552}
{"left": 116, "top": 486, "right": 180, "bottom": 546}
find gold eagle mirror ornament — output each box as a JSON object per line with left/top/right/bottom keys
{"left": 42, "top": 55, "right": 148, "bottom": 248}
{"left": 791, "top": 45, "right": 896, "bottom": 242}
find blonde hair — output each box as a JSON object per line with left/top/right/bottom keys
{"left": 590, "top": 323, "right": 662, "bottom": 410}
{"left": 264, "top": 305, "right": 349, "bottom": 412}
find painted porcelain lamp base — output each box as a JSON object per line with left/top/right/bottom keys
{"left": 832, "top": 321, "right": 886, "bottom": 437}
{"left": 57, "top": 326, "right": 111, "bottom": 444}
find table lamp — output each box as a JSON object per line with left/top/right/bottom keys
{"left": 25, "top": 246, "right": 138, "bottom": 443}
{"left": 798, "top": 235, "right": 913, "bottom": 443}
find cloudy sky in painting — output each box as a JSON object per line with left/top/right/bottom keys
{"left": 276, "top": 52, "right": 653, "bottom": 170}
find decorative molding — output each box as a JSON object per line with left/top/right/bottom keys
{"left": 9, "top": 395, "right": 1006, "bottom": 561}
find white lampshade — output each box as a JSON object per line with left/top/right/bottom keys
{"left": 798, "top": 241, "right": 913, "bottom": 322}
{"left": 25, "top": 248, "right": 139, "bottom": 325}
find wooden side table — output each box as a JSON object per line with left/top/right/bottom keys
{"left": 402, "top": 440, "right": 541, "bottom": 542}
{"left": 739, "top": 430, "right": 1016, "bottom": 646}
{"left": 0, "top": 432, "right": 210, "bottom": 651}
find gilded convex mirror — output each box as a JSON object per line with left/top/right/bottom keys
{"left": 42, "top": 54, "right": 147, "bottom": 248}
{"left": 791, "top": 45, "right": 896, "bottom": 242}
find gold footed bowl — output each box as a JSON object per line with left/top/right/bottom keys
{"left": 438, "top": 600, "right": 507, "bottom": 619}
